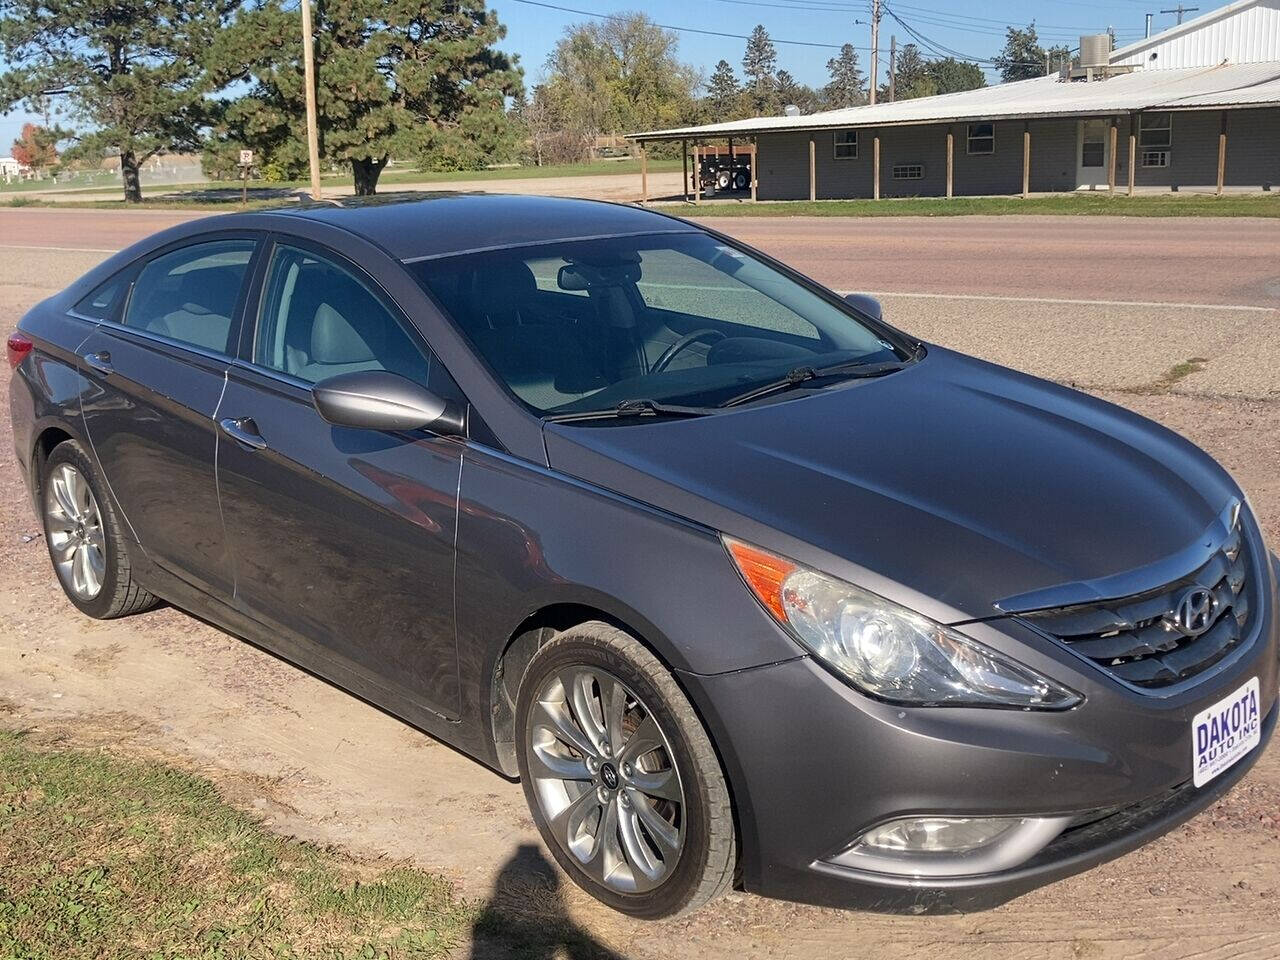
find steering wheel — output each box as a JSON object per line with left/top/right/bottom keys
{"left": 651, "top": 328, "right": 727, "bottom": 373}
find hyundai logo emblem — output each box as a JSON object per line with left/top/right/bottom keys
{"left": 1169, "top": 586, "right": 1217, "bottom": 638}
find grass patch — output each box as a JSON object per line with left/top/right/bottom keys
{"left": 652, "top": 193, "right": 1280, "bottom": 218}
{"left": 1128, "top": 356, "right": 1211, "bottom": 394}
{"left": 0, "top": 729, "right": 471, "bottom": 959}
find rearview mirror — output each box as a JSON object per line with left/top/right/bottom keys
{"left": 843, "top": 293, "right": 883, "bottom": 321}
{"left": 312, "top": 370, "right": 465, "bottom": 435}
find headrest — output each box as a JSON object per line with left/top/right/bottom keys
{"left": 473, "top": 261, "right": 538, "bottom": 325}
{"left": 311, "top": 302, "right": 378, "bottom": 364}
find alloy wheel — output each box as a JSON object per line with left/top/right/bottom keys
{"left": 44, "top": 463, "right": 107, "bottom": 600}
{"left": 527, "top": 666, "right": 687, "bottom": 894}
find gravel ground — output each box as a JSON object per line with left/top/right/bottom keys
{"left": 2, "top": 222, "right": 1279, "bottom": 960}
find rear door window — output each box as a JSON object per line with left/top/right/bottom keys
{"left": 123, "top": 240, "right": 256, "bottom": 354}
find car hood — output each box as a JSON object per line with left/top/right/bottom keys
{"left": 542, "top": 347, "right": 1240, "bottom": 623}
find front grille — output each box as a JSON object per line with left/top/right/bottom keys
{"left": 1022, "top": 519, "right": 1253, "bottom": 690}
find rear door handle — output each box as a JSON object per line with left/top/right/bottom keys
{"left": 218, "top": 417, "right": 268, "bottom": 451}
{"left": 83, "top": 351, "right": 113, "bottom": 375}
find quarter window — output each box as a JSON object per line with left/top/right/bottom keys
{"left": 74, "top": 274, "right": 130, "bottom": 321}
{"left": 123, "top": 240, "right": 256, "bottom": 353}
{"left": 1139, "top": 113, "right": 1172, "bottom": 149}
{"left": 255, "top": 244, "right": 430, "bottom": 387}
{"left": 834, "top": 129, "right": 858, "bottom": 160}
{"left": 967, "top": 122, "right": 995, "bottom": 155}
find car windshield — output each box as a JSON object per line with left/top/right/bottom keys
{"left": 408, "top": 232, "right": 908, "bottom": 417}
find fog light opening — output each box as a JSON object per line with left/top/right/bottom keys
{"left": 857, "top": 816, "right": 1022, "bottom": 854}
{"left": 827, "top": 815, "right": 1072, "bottom": 879}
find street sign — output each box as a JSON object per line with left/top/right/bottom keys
{"left": 239, "top": 149, "right": 254, "bottom": 167}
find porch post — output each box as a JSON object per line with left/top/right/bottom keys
{"left": 682, "top": 139, "right": 689, "bottom": 202}
{"left": 808, "top": 133, "right": 817, "bottom": 201}
{"left": 640, "top": 140, "right": 648, "bottom": 205}
{"left": 873, "top": 133, "right": 881, "bottom": 200}
{"left": 945, "top": 130, "right": 953, "bottom": 198}
{"left": 1127, "top": 112, "right": 1137, "bottom": 196}
{"left": 1022, "top": 122, "right": 1030, "bottom": 199}
{"left": 1108, "top": 118, "right": 1118, "bottom": 193}
{"left": 750, "top": 138, "right": 758, "bottom": 202}
{"left": 693, "top": 143, "right": 701, "bottom": 204}
{"left": 1217, "top": 111, "right": 1227, "bottom": 196}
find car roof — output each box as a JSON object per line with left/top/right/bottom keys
{"left": 268, "top": 193, "right": 702, "bottom": 262}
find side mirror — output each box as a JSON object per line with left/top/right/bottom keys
{"left": 312, "top": 370, "right": 465, "bottom": 435}
{"left": 843, "top": 293, "right": 883, "bottom": 322}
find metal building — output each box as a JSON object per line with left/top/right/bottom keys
{"left": 630, "top": 0, "right": 1280, "bottom": 201}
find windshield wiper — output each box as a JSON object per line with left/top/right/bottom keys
{"left": 543, "top": 398, "right": 715, "bottom": 424}
{"left": 719, "top": 359, "right": 908, "bottom": 409}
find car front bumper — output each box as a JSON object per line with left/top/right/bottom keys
{"left": 680, "top": 562, "right": 1279, "bottom": 913}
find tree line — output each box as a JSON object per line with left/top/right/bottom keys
{"left": 0, "top": 2, "right": 1063, "bottom": 202}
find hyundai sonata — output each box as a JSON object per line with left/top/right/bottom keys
{"left": 8, "top": 195, "right": 1276, "bottom": 918}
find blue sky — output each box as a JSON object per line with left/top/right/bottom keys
{"left": 2, "top": 0, "right": 1190, "bottom": 154}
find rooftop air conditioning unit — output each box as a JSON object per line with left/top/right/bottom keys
{"left": 1080, "top": 34, "right": 1111, "bottom": 70}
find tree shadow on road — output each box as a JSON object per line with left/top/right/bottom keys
{"left": 468, "top": 844, "right": 628, "bottom": 960}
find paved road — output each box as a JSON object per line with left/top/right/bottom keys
{"left": 5, "top": 208, "right": 1278, "bottom": 309}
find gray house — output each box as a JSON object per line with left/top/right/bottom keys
{"left": 631, "top": 0, "right": 1280, "bottom": 200}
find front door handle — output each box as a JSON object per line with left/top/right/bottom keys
{"left": 83, "top": 351, "right": 113, "bottom": 375}
{"left": 218, "top": 417, "right": 268, "bottom": 451}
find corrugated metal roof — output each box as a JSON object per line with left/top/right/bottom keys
{"left": 1110, "top": 0, "right": 1280, "bottom": 68}
{"left": 630, "top": 62, "right": 1280, "bottom": 141}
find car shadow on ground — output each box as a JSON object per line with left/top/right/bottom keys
{"left": 468, "top": 844, "right": 628, "bottom": 960}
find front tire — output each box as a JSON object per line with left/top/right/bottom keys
{"left": 515, "top": 622, "right": 736, "bottom": 919}
{"left": 41, "top": 440, "right": 157, "bottom": 619}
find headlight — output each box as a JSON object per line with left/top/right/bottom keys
{"left": 725, "top": 537, "right": 1080, "bottom": 709}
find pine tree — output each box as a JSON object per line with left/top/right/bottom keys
{"left": 742, "top": 24, "right": 779, "bottom": 114}
{"left": 706, "top": 59, "right": 741, "bottom": 121}
{"left": 0, "top": 0, "right": 235, "bottom": 202}
{"left": 824, "top": 43, "right": 865, "bottom": 109}
{"left": 206, "top": 0, "right": 523, "bottom": 195}
{"left": 776, "top": 70, "right": 821, "bottom": 115}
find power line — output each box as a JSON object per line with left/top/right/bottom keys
{"left": 882, "top": 4, "right": 1053, "bottom": 67}
{"left": 508, "top": 0, "right": 855, "bottom": 49}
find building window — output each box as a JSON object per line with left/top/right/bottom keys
{"left": 892, "top": 164, "right": 924, "bottom": 180}
{"left": 1139, "top": 112, "right": 1172, "bottom": 149}
{"left": 967, "top": 122, "right": 995, "bottom": 155}
{"left": 1141, "top": 150, "right": 1170, "bottom": 168}
{"left": 834, "top": 129, "right": 858, "bottom": 159}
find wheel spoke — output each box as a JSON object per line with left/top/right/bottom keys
{"left": 618, "top": 802, "right": 662, "bottom": 880}
{"left": 550, "top": 787, "right": 600, "bottom": 853}
{"left": 580, "top": 794, "right": 622, "bottom": 884}
{"left": 48, "top": 531, "right": 77, "bottom": 562}
{"left": 528, "top": 743, "right": 592, "bottom": 782}
{"left": 628, "top": 765, "right": 682, "bottom": 803}
{"left": 531, "top": 698, "right": 597, "bottom": 760}
{"left": 619, "top": 714, "right": 664, "bottom": 766}
{"left": 69, "top": 469, "right": 92, "bottom": 517}
{"left": 603, "top": 677, "right": 628, "bottom": 756}
{"left": 51, "top": 468, "right": 79, "bottom": 520}
{"left": 630, "top": 790, "right": 682, "bottom": 858}
{"left": 561, "top": 669, "right": 608, "bottom": 756}
{"left": 83, "top": 544, "right": 105, "bottom": 595}
{"left": 72, "top": 545, "right": 93, "bottom": 595}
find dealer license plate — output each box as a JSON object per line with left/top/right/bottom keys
{"left": 1192, "top": 676, "right": 1262, "bottom": 788}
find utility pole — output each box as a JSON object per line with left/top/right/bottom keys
{"left": 1160, "top": 4, "right": 1198, "bottom": 24}
{"left": 888, "top": 35, "right": 896, "bottom": 103}
{"left": 869, "top": 0, "right": 880, "bottom": 106}
{"left": 300, "top": 0, "right": 323, "bottom": 200}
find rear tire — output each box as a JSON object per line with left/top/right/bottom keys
{"left": 41, "top": 440, "right": 158, "bottom": 619}
{"left": 515, "top": 622, "right": 736, "bottom": 919}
